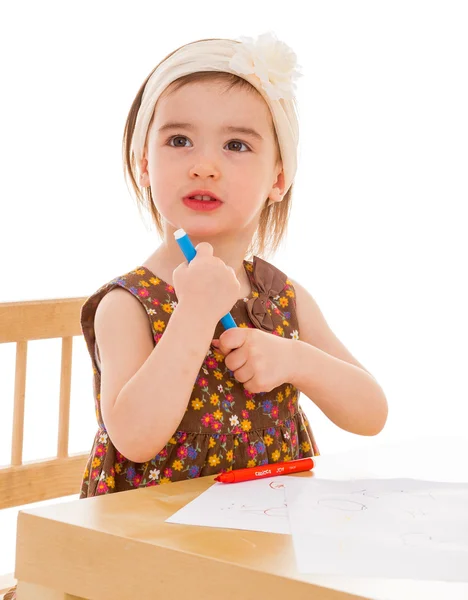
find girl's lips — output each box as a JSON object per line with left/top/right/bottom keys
{"left": 183, "top": 190, "right": 223, "bottom": 202}
{"left": 182, "top": 197, "right": 223, "bottom": 211}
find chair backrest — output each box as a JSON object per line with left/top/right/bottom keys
{"left": 0, "top": 297, "right": 89, "bottom": 510}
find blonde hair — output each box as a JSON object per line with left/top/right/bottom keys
{"left": 122, "top": 38, "right": 294, "bottom": 260}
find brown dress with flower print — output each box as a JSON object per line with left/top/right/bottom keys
{"left": 79, "top": 255, "right": 320, "bottom": 498}
{"left": 1, "top": 257, "right": 322, "bottom": 600}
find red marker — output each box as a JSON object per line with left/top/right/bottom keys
{"left": 214, "top": 457, "right": 314, "bottom": 484}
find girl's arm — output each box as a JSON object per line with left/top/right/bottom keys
{"left": 288, "top": 277, "right": 388, "bottom": 435}
{"left": 290, "top": 341, "right": 388, "bottom": 435}
{"left": 95, "top": 288, "right": 218, "bottom": 462}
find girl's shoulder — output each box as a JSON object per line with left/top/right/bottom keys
{"left": 79, "top": 266, "right": 161, "bottom": 365}
{"left": 81, "top": 265, "right": 171, "bottom": 316}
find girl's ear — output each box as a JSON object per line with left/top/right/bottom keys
{"left": 267, "top": 189, "right": 282, "bottom": 206}
{"left": 267, "top": 168, "right": 285, "bottom": 206}
{"left": 139, "top": 155, "right": 150, "bottom": 187}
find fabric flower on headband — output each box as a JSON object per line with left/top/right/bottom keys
{"left": 228, "top": 31, "right": 303, "bottom": 101}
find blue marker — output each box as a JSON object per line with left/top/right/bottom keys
{"left": 174, "top": 229, "right": 237, "bottom": 330}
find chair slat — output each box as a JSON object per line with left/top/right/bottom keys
{"left": 0, "top": 454, "right": 88, "bottom": 510}
{"left": 57, "top": 337, "right": 73, "bottom": 458}
{"left": 11, "top": 341, "right": 28, "bottom": 466}
{"left": 0, "top": 297, "right": 87, "bottom": 343}
{"left": 1, "top": 298, "right": 89, "bottom": 516}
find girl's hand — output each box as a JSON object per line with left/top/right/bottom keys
{"left": 173, "top": 242, "right": 241, "bottom": 324}
{"left": 212, "top": 328, "right": 296, "bottom": 394}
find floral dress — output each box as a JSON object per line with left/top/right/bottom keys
{"left": 79, "top": 254, "right": 320, "bottom": 497}
{"left": 2, "top": 256, "right": 320, "bottom": 600}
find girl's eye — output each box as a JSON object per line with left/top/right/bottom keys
{"left": 169, "top": 136, "right": 191, "bottom": 148}
{"left": 226, "top": 140, "right": 250, "bottom": 152}
{"left": 168, "top": 136, "right": 250, "bottom": 152}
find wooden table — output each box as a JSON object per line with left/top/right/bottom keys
{"left": 14, "top": 437, "right": 468, "bottom": 600}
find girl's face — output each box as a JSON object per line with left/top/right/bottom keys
{"left": 140, "top": 81, "right": 284, "bottom": 240}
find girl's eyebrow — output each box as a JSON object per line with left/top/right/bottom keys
{"left": 157, "top": 121, "right": 264, "bottom": 142}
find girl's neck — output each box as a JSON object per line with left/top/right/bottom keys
{"left": 141, "top": 246, "right": 253, "bottom": 299}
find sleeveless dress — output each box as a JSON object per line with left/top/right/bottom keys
{"left": 2, "top": 257, "right": 320, "bottom": 600}
{"left": 79, "top": 255, "right": 320, "bottom": 498}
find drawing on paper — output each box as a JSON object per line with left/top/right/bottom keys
{"left": 220, "top": 480, "right": 288, "bottom": 518}
{"left": 284, "top": 477, "right": 468, "bottom": 581}
{"left": 349, "top": 487, "right": 436, "bottom": 502}
{"left": 314, "top": 487, "right": 437, "bottom": 514}
{"left": 220, "top": 481, "right": 288, "bottom": 519}
{"left": 220, "top": 501, "right": 287, "bottom": 518}
{"left": 295, "top": 481, "right": 468, "bottom": 554}
{"left": 317, "top": 498, "right": 368, "bottom": 511}
{"left": 269, "top": 481, "right": 285, "bottom": 489}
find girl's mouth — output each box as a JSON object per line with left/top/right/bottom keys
{"left": 182, "top": 197, "right": 223, "bottom": 211}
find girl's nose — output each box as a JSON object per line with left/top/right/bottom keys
{"left": 189, "top": 163, "right": 220, "bottom": 179}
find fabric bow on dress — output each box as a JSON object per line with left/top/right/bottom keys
{"left": 246, "top": 257, "right": 288, "bottom": 331}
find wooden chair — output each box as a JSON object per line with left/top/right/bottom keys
{"left": 0, "top": 298, "right": 90, "bottom": 598}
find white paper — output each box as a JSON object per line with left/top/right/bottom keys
{"left": 284, "top": 477, "right": 468, "bottom": 582}
{"left": 166, "top": 476, "right": 291, "bottom": 534}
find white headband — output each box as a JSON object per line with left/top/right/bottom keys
{"left": 132, "top": 32, "right": 303, "bottom": 197}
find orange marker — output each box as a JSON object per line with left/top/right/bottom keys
{"left": 214, "top": 457, "right": 314, "bottom": 484}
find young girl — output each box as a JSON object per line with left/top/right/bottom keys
{"left": 4, "top": 32, "right": 388, "bottom": 599}
{"left": 76, "top": 31, "right": 388, "bottom": 498}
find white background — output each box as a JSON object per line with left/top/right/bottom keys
{"left": 0, "top": 0, "right": 467, "bottom": 579}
